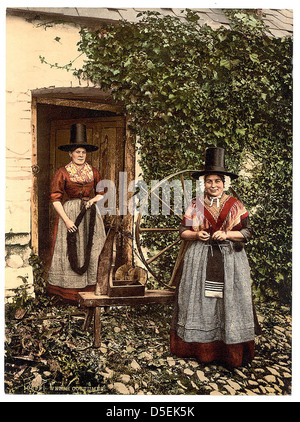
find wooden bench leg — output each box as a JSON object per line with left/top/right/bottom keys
{"left": 93, "top": 307, "right": 101, "bottom": 348}
{"left": 82, "top": 308, "right": 94, "bottom": 331}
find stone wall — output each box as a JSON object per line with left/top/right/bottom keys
{"left": 5, "top": 14, "right": 87, "bottom": 299}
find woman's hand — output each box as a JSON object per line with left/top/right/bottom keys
{"left": 197, "top": 231, "right": 211, "bottom": 242}
{"left": 65, "top": 219, "right": 77, "bottom": 233}
{"left": 52, "top": 201, "right": 78, "bottom": 233}
{"left": 86, "top": 194, "right": 104, "bottom": 209}
{"left": 85, "top": 200, "right": 94, "bottom": 209}
{"left": 212, "top": 230, "right": 227, "bottom": 241}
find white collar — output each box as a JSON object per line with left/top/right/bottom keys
{"left": 208, "top": 195, "right": 222, "bottom": 208}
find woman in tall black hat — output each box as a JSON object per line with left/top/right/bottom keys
{"left": 47, "top": 123, "right": 106, "bottom": 302}
{"left": 170, "top": 147, "right": 260, "bottom": 368}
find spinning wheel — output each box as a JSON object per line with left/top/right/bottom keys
{"left": 79, "top": 168, "right": 241, "bottom": 348}
{"left": 135, "top": 169, "right": 200, "bottom": 289}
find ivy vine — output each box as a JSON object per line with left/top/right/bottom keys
{"left": 55, "top": 9, "right": 292, "bottom": 303}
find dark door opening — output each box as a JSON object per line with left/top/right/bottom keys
{"left": 35, "top": 101, "right": 127, "bottom": 269}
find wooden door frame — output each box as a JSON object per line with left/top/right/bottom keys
{"left": 31, "top": 95, "right": 135, "bottom": 266}
{"left": 31, "top": 97, "right": 38, "bottom": 254}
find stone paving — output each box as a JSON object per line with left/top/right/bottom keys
{"left": 4, "top": 299, "right": 292, "bottom": 396}
{"left": 92, "top": 301, "right": 292, "bottom": 397}
{"left": 174, "top": 302, "right": 292, "bottom": 396}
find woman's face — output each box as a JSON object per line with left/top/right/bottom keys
{"left": 69, "top": 148, "right": 87, "bottom": 166}
{"left": 205, "top": 174, "right": 224, "bottom": 197}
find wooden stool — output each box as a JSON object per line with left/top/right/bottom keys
{"left": 79, "top": 215, "right": 176, "bottom": 348}
{"left": 78, "top": 289, "right": 175, "bottom": 348}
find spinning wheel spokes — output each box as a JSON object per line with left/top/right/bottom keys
{"left": 135, "top": 170, "right": 200, "bottom": 289}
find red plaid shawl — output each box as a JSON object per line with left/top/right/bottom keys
{"left": 182, "top": 194, "right": 249, "bottom": 235}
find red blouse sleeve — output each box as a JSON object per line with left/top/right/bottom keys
{"left": 92, "top": 167, "right": 105, "bottom": 195}
{"left": 50, "top": 168, "right": 66, "bottom": 202}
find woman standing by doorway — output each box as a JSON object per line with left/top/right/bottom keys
{"left": 47, "top": 123, "right": 106, "bottom": 302}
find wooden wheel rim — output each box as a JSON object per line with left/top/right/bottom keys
{"left": 135, "top": 169, "right": 199, "bottom": 289}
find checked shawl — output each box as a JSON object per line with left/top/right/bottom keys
{"left": 182, "top": 193, "right": 249, "bottom": 235}
{"left": 182, "top": 194, "right": 249, "bottom": 298}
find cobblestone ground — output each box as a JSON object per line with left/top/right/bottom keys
{"left": 5, "top": 300, "right": 292, "bottom": 396}
{"left": 108, "top": 303, "right": 292, "bottom": 396}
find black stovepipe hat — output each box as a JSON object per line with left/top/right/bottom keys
{"left": 192, "top": 147, "right": 238, "bottom": 180}
{"left": 58, "top": 123, "right": 98, "bottom": 152}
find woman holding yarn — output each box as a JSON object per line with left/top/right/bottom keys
{"left": 170, "top": 147, "right": 260, "bottom": 368}
{"left": 47, "top": 123, "right": 106, "bottom": 302}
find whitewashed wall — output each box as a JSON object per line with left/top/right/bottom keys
{"left": 5, "top": 14, "right": 87, "bottom": 299}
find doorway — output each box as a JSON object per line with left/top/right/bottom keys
{"left": 31, "top": 97, "right": 134, "bottom": 271}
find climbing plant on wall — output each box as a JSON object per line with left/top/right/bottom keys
{"left": 70, "top": 9, "right": 292, "bottom": 303}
